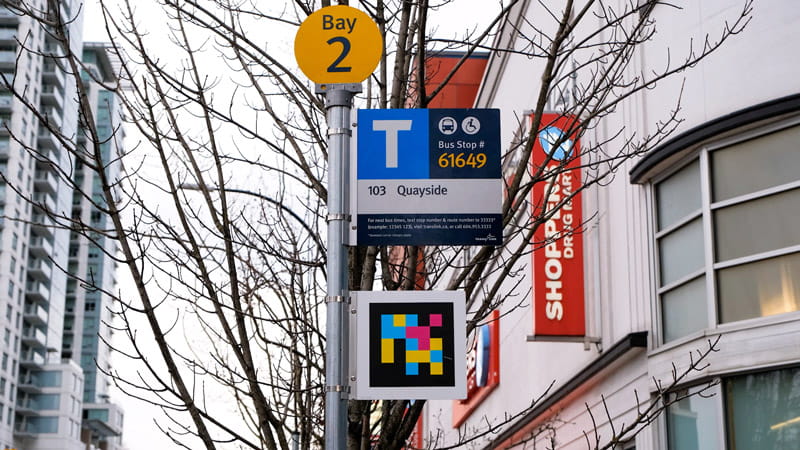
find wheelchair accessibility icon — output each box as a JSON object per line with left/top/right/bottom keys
{"left": 461, "top": 116, "right": 480, "bottom": 135}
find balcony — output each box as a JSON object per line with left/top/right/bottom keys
{"left": 16, "top": 395, "right": 41, "bottom": 416}
{"left": 31, "top": 213, "right": 55, "bottom": 239}
{"left": 27, "top": 257, "right": 52, "bottom": 281}
{"left": 0, "top": 72, "right": 13, "bottom": 91}
{"left": 0, "top": 28, "right": 15, "bottom": 42}
{"left": 23, "top": 303, "right": 48, "bottom": 326}
{"left": 37, "top": 127, "right": 60, "bottom": 150}
{"left": 13, "top": 422, "right": 37, "bottom": 438}
{"left": 26, "top": 281, "right": 50, "bottom": 303}
{"left": 19, "top": 348, "right": 46, "bottom": 369}
{"left": 41, "top": 106, "right": 62, "bottom": 127}
{"left": 21, "top": 326, "right": 47, "bottom": 349}
{"left": 29, "top": 236, "right": 54, "bottom": 258}
{"left": 0, "top": 94, "right": 11, "bottom": 110}
{"left": 33, "top": 191, "right": 56, "bottom": 212}
{"left": 41, "top": 63, "right": 65, "bottom": 90}
{"left": 0, "top": 50, "right": 15, "bottom": 68}
{"left": 34, "top": 169, "right": 58, "bottom": 194}
{"left": 39, "top": 84, "right": 64, "bottom": 108}
{"left": 83, "top": 402, "right": 124, "bottom": 437}
{"left": 0, "top": 7, "right": 20, "bottom": 24}
{"left": 18, "top": 373, "right": 43, "bottom": 393}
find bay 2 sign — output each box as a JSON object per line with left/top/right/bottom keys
{"left": 356, "top": 108, "right": 502, "bottom": 246}
{"left": 531, "top": 114, "right": 585, "bottom": 337}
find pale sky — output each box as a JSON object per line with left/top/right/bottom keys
{"left": 80, "top": 1, "right": 502, "bottom": 449}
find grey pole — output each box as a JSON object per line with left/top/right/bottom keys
{"left": 318, "top": 82, "right": 361, "bottom": 450}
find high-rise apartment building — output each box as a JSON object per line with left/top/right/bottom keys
{"left": 70, "top": 42, "right": 125, "bottom": 450}
{"left": 0, "top": 1, "right": 124, "bottom": 449}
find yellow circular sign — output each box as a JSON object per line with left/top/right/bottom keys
{"left": 294, "top": 5, "right": 383, "bottom": 84}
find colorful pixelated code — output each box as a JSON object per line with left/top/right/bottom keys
{"left": 381, "top": 313, "right": 444, "bottom": 375}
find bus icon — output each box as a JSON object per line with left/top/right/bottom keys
{"left": 439, "top": 117, "right": 457, "bottom": 135}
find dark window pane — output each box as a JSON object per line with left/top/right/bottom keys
{"left": 662, "top": 276, "right": 707, "bottom": 342}
{"left": 656, "top": 160, "right": 701, "bottom": 231}
{"left": 667, "top": 387, "right": 721, "bottom": 449}
{"left": 712, "top": 125, "right": 800, "bottom": 202}
{"left": 726, "top": 367, "right": 800, "bottom": 450}
{"left": 714, "top": 188, "right": 800, "bottom": 262}
{"left": 659, "top": 218, "right": 705, "bottom": 286}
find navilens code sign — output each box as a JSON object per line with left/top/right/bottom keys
{"left": 351, "top": 290, "right": 467, "bottom": 400}
{"left": 356, "top": 108, "right": 502, "bottom": 246}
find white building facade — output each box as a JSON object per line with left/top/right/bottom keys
{"left": 0, "top": 2, "right": 124, "bottom": 449}
{"left": 424, "top": 1, "right": 800, "bottom": 449}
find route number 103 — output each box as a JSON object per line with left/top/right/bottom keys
{"left": 367, "top": 185, "right": 386, "bottom": 196}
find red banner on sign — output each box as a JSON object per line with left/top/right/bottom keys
{"left": 452, "top": 310, "right": 500, "bottom": 427}
{"left": 531, "top": 114, "right": 585, "bottom": 337}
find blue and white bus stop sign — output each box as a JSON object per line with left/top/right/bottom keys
{"left": 356, "top": 108, "right": 502, "bottom": 246}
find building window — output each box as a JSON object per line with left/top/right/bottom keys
{"left": 27, "top": 416, "right": 58, "bottom": 433}
{"left": 666, "top": 366, "right": 800, "bottom": 450}
{"left": 39, "top": 370, "right": 61, "bottom": 388}
{"left": 655, "top": 123, "right": 800, "bottom": 343}
{"left": 726, "top": 367, "right": 800, "bottom": 448}
{"left": 34, "top": 393, "right": 60, "bottom": 411}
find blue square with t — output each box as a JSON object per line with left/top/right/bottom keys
{"left": 357, "top": 109, "right": 429, "bottom": 180}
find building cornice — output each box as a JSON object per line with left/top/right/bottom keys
{"left": 630, "top": 93, "right": 800, "bottom": 183}
{"left": 482, "top": 331, "right": 648, "bottom": 450}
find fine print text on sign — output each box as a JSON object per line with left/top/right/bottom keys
{"left": 356, "top": 108, "right": 503, "bottom": 246}
{"left": 294, "top": 5, "right": 382, "bottom": 84}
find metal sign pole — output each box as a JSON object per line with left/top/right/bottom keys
{"left": 319, "top": 82, "right": 361, "bottom": 450}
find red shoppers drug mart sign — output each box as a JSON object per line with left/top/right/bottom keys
{"left": 530, "top": 114, "right": 585, "bottom": 337}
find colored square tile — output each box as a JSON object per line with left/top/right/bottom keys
{"left": 381, "top": 315, "right": 393, "bottom": 338}
{"left": 406, "top": 350, "right": 430, "bottom": 363}
{"left": 429, "top": 314, "right": 442, "bottom": 327}
{"left": 430, "top": 338, "right": 443, "bottom": 351}
{"left": 430, "top": 350, "right": 443, "bottom": 363}
{"left": 406, "top": 362, "right": 419, "bottom": 375}
{"left": 381, "top": 339, "right": 394, "bottom": 363}
{"left": 406, "top": 314, "right": 418, "bottom": 326}
{"left": 430, "top": 362, "right": 443, "bottom": 375}
{"left": 393, "top": 314, "right": 406, "bottom": 327}
{"left": 406, "top": 338, "right": 418, "bottom": 351}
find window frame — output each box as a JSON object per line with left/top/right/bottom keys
{"left": 659, "top": 381, "right": 727, "bottom": 450}
{"left": 659, "top": 365, "right": 800, "bottom": 450}
{"left": 651, "top": 116, "right": 800, "bottom": 348}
